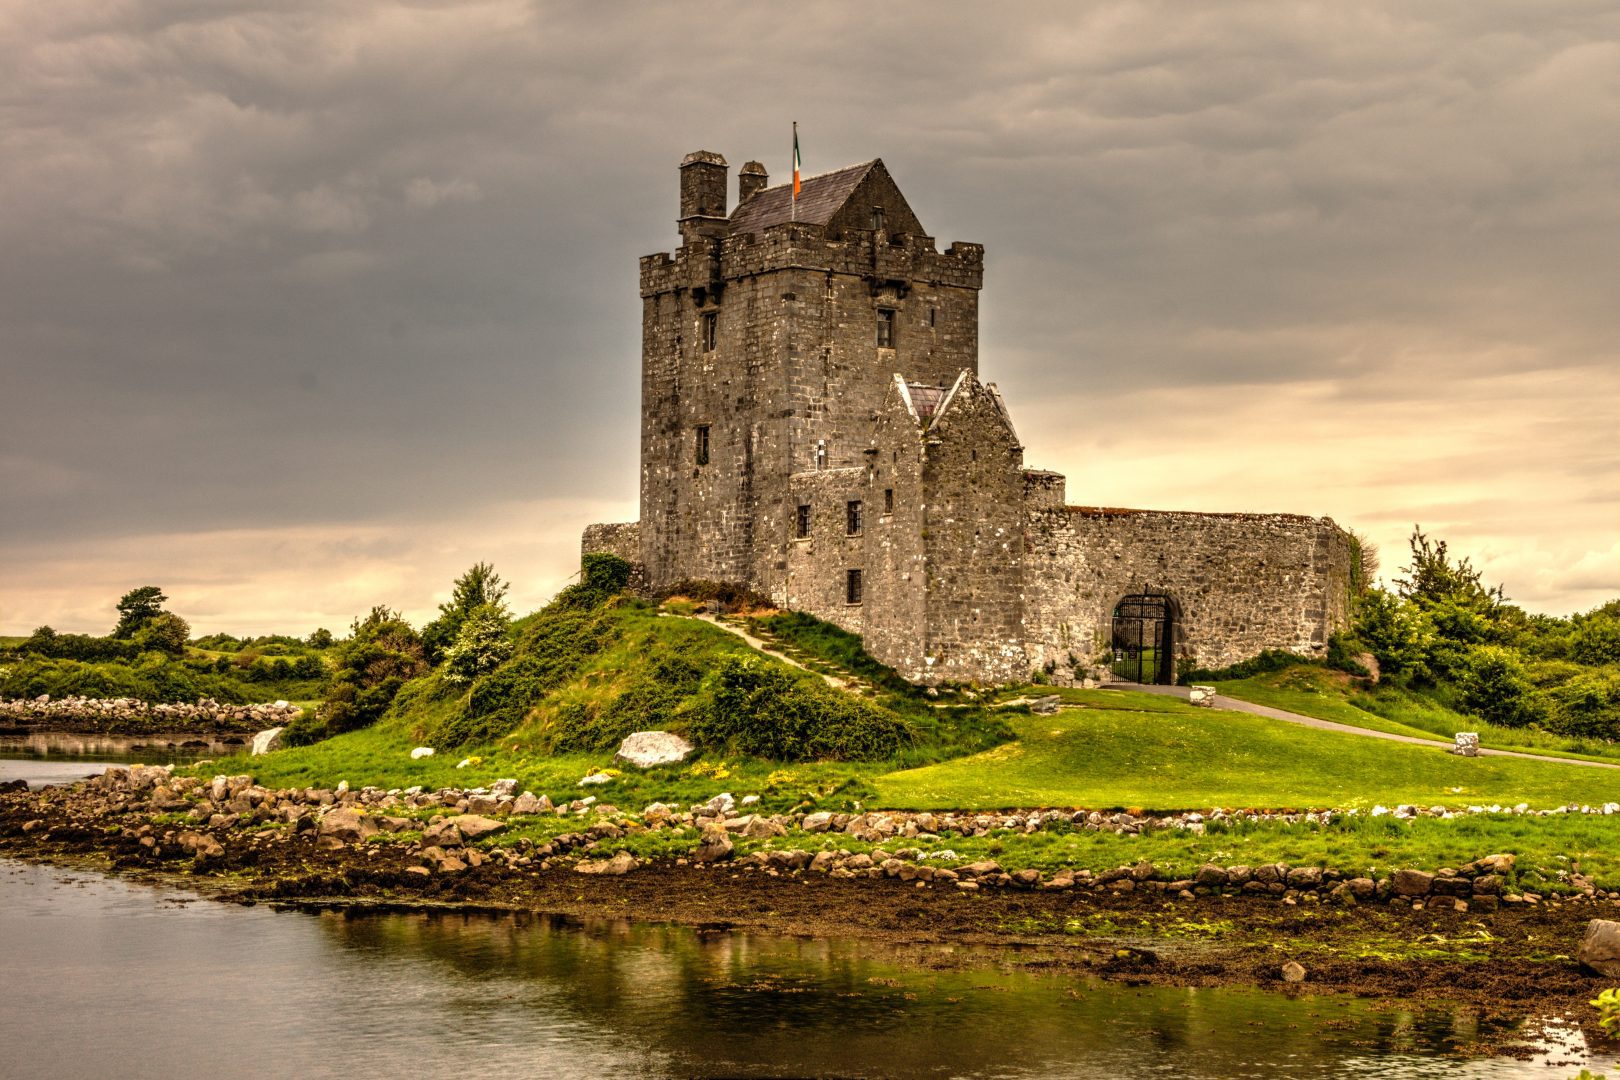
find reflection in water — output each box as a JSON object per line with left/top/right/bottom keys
{"left": 0, "top": 732, "right": 238, "bottom": 789}
{"left": 0, "top": 860, "right": 1613, "bottom": 1080}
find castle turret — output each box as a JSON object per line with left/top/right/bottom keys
{"left": 678, "top": 150, "right": 729, "bottom": 244}
{"left": 737, "top": 160, "right": 768, "bottom": 204}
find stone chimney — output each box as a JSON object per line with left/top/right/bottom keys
{"left": 678, "top": 150, "right": 729, "bottom": 244}
{"left": 738, "top": 161, "right": 768, "bottom": 205}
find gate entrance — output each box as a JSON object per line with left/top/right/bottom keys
{"left": 1111, "top": 594, "right": 1175, "bottom": 685}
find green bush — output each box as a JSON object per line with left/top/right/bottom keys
{"left": 285, "top": 607, "right": 426, "bottom": 745}
{"left": 0, "top": 656, "right": 249, "bottom": 704}
{"left": 1181, "top": 649, "right": 1312, "bottom": 683}
{"left": 689, "top": 654, "right": 912, "bottom": 761}
{"left": 1541, "top": 669, "right": 1620, "bottom": 739}
{"left": 1457, "top": 644, "right": 1544, "bottom": 728}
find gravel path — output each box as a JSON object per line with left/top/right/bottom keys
{"left": 1113, "top": 683, "right": 1620, "bottom": 770}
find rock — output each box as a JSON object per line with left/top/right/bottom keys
{"left": 1578, "top": 920, "right": 1620, "bottom": 978}
{"left": 1029, "top": 695, "right": 1061, "bottom": 715}
{"left": 445, "top": 814, "right": 505, "bottom": 842}
{"left": 579, "top": 772, "right": 614, "bottom": 786}
{"left": 410, "top": 747, "right": 435, "bottom": 760}
{"left": 802, "top": 811, "right": 835, "bottom": 833}
{"left": 615, "top": 731, "right": 696, "bottom": 769}
{"left": 1194, "top": 863, "right": 1229, "bottom": 887}
{"left": 317, "top": 808, "right": 378, "bottom": 844}
{"left": 702, "top": 793, "right": 736, "bottom": 816}
{"left": 1452, "top": 732, "right": 1480, "bottom": 757}
{"left": 693, "top": 830, "right": 734, "bottom": 863}
{"left": 249, "top": 728, "right": 285, "bottom": 756}
{"left": 1392, "top": 869, "right": 1435, "bottom": 896}
{"left": 512, "top": 792, "right": 544, "bottom": 815}
{"left": 576, "top": 851, "right": 639, "bottom": 876}
{"left": 456, "top": 758, "right": 474, "bottom": 769}
{"left": 490, "top": 778, "right": 518, "bottom": 797}
{"left": 1188, "top": 685, "right": 1217, "bottom": 708}
{"left": 1281, "top": 960, "right": 1307, "bottom": 984}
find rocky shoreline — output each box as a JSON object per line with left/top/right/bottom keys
{"left": 4, "top": 761, "right": 1620, "bottom": 1028}
{"left": 0, "top": 695, "right": 301, "bottom": 736}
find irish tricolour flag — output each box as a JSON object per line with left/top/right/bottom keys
{"left": 792, "top": 123, "right": 801, "bottom": 200}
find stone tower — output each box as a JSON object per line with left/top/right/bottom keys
{"left": 636, "top": 151, "right": 986, "bottom": 603}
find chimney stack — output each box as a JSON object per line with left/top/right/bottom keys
{"left": 738, "top": 161, "right": 769, "bottom": 205}
{"left": 678, "top": 150, "right": 729, "bottom": 244}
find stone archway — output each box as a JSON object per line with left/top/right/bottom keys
{"left": 1110, "top": 593, "right": 1178, "bottom": 685}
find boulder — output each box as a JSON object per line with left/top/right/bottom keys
{"left": 802, "top": 811, "right": 835, "bottom": 833}
{"left": 250, "top": 728, "right": 285, "bottom": 756}
{"left": 1578, "top": 919, "right": 1620, "bottom": 978}
{"left": 446, "top": 814, "right": 505, "bottom": 842}
{"left": 512, "top": 792, "right": 544, "bottom": 815}
{"left": 1392, "top": 869, "right": 1435, "bottom": 896}
{"left": 317, "top": 808, "right": 378, "bottom": 844}
{"left": 1188, "top": 685, "right": 1217, "bottom": 708}
{"left": 576, "top": 851, "right": 639, "bottom": 876}
{"left": 693, "top": 829, "right": 734, "bottom": 863}
{"left": 1281, "top": 960, "right": 1307, "bottom": 984}
{"left": 1194, "top": 863, "right": 1229, "bottom": 887}
{"left": 1029, "top": 695, "right": 1061, "bottom": 715}
{"left": 615, "top": 731, "right": 696, "bottom": 769}
{"left": 410, "top": 747, "right": 435, "bottom": 760}
{"left": 1452, "top": 732, "right": 1481, "bottom": 757}
{"left": 579, "top": 772, "right": 614, "bottom": 786}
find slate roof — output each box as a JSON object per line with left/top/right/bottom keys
{"left": 729, "top": 161, "right": 877, "bottom": 235}
{"left": 904, "top": 382, "right": 950, "bottom": 420}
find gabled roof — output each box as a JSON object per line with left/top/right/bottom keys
{"left": 889, "top": 372, "right": 1022, "bottom": 448}
{"left": 729, "top": 161, "right": 877, "bottom": 235}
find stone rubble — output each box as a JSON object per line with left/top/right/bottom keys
{"left": 0, "top": 695, "right": 302, "bottom": 732}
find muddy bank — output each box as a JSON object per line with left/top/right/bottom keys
{"left": 4, "top": 769, "right": 1619, "bottom": 1035}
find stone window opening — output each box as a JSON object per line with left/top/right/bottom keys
{"left": 846, "top": 500, "right": 863, "bottom": 536}
{"left": 884, "top": 488, "right": 894, "bottom": 515}
{"left": 846, "top": 568, "right": 863, "bottom": 605}
{"left": 795, "top": 504, "right": 811, "bottom": 539}
{"left": 870, "top": 206, "right": 884, "bottom": 234}
{"left": 876, "top": 308, "right": 895, "bottom": 349}
{"left": 695, "top": 425, "right": 710, "bottom": 466}
{"left": 702, "top": 311, "right": 718, "bottom": 352}
{"left": 929, "top": 306, "right": 936, "bottom": 328}
{"left": 815, "top": 439, "right": 827, "bottom": 470}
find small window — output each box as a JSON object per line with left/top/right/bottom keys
{"left": 795, "top": 504, "right": 810, "bottom": 539}
{"left": 695, "top": 425, "right": 710, "bottom": 466}
{"left": 846, "top": 568, "right": 863, "bottom": 605}
{"left": 702, "top": 311, "right": 717, "bottom": 352}
{"left": 846, "top": 500, "right": 863, "bottom": 536}
{"left": 870, "top": 206, "right": 884, "bottom": 234}
{"left": 929, "top": 306, "right": 936, "bottom": 328}
{"left": 876, "top": 309, "right": 895, "bottom": 349}
{"left": 884, "top": 488, "right": 894, "bottom": 514}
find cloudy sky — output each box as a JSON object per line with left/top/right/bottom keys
{"left": 4, "top": 1, "right": 1617, "bottom": 636}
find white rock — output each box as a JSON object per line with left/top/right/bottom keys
{"left": 456, "top": 758, "right": 474, "bottom": 769}
{"left": 411, "top": 747, "right": 435, "bottom": 760}
{"left": 579, "top": 772, "right": 614, "bottom": 786}
{"left": 614, "top": 731, "right": 695, "bottom": 769}
{"left": 1188, "top": 685, "right": 1217, "bottom": 708}
{"left": 273, "top": 700, "right": 290, "bottom": 709}
{"left": 740, "top": 794, "right": 760, "bottom": 806}
{"left": 249, "top": 728, "right": 285, "bottom": 756}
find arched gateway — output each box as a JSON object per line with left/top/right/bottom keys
{"left": 1110, "top": 593, "right": 1177, "bottom": 685}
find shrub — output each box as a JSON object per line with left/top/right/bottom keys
{"left": 554, "top": 553, "right": 633, "bottom": 610}
{"left": 285, "top": 606, "right": 426, "bottom": 745}
{"left": 441, "top": 603, "right": 514, "bottom": 685}
{"left": 132, "top": 612, "right": 190, "bottom": 657}
{"left": 422, "top": 562, "right": 510, "bottom": 663}
{"left": 688, "top": 654, "right": 912, "bottom": 761}
{"left": 1541, "top": 669, "right": 1620, "bottom": 739}
{"left": 1181, "top": 650, "right": 1311, "bottom": 683}
{"left": 1572, "top": 615, "right": 1620, "bottom": 667}
{"left": 1457, "top": 645, "right": 1544, "bottom": 728}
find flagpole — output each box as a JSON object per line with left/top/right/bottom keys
{"left": 791, "top": 121, "right": 798, "bottom": 223}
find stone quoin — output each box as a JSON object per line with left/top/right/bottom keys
{"left": 582, "top": 150, "right": 1353, "bottom": 685}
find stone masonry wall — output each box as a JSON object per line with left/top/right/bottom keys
{"left": 1023, "top": 508, "right": 1354, "bottom": 680}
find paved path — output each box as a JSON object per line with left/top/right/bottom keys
{"left": 1108, "top": 683, "right": 1620, "bottom": 770}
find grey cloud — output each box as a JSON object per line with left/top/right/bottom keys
{"left": 5, "top": 1, "right": 1618, "bottom": 631}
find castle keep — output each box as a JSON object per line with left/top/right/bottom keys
{"left": 583, "top": 151, "right": 1353, "bottom": 686}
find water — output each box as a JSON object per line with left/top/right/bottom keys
{"left": 2, "top": 762, "right": 1615, "bottom": 1078}
{"left": 0, "top": 731, "right": 241, "bottom": 790}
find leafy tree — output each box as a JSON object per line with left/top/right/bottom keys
{"left": 306, "top": 627, "right": 335, "bottom": 650}
{"left": 423, "top": 562, "right": 510, "bottom": 662}
{"left": 132, "top": 612, "right": 190, "bottom": 656}
{"left": 113, "top": 586, "right": 169, "bottom": 638}
{"left": 1457, "top": 645, "right": 1543, "bottom": 728}
{"left": 441, "top": 603, "right": 514, "bottom": 685}
{"left": 1572, "top": 613, "right": 1620, "bottom": 667}
{"left": 285, "top": 606, "right": 426, "bottom": 745}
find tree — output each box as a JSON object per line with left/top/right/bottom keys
{"left": 441, "top": 603, "right": 515, "bottom": 685}
{"left": 285, "top": 606, "right": 427, "bottom": 745}
{"left": 113, "top": 586, "right": 169, "bottom": 638}
{"left": 306, "top": 627, "right": 335, "bottom": 650}
{"left": 132, "top": 612, "right": 190, "bottom": 656}
{"left": 423, "top": 562, "right": 510, "bottom": 662}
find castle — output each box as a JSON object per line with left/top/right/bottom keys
{"left": 582, "top": 151, "right": 1353, "bottom": 686}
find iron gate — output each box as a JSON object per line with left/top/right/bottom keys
{"left": 1111, "top": 593, "right": 1175, "bottom": 684}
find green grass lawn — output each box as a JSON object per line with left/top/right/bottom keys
{"left": 874, "top": 689, "right": 1620, "bottom": 812}
{"left": 1215, "top": 667, "right": 1620, "bottom": 765}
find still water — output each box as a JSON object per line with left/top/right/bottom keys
{"left": 2, "top": 764, "right": 1615, "bottom": 1079}
{"left": 0, "top": 731, "right": 238, "bottom": 789}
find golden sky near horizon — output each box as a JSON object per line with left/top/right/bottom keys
{"left": 3, "top": 2, "right": 1617, "bottom": 636}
